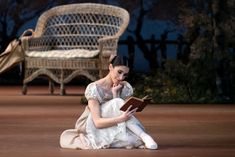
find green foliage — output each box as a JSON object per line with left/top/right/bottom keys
{"left": 132, "top": 54, "right": 235, "bottom": 104}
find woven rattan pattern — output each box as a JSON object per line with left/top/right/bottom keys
{"left": 22, "top": 3, "right": 129, "bottom": 95}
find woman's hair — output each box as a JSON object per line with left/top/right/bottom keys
{"left": 110, "top": 55, "right": 129, "bottom": 67}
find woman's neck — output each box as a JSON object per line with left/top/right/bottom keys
{"left": 97, "top": 74, "right": 113, "bottom": 89}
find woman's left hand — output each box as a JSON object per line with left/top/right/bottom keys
{"left": 118, "top": 105, "right": 137, "bottom": 122}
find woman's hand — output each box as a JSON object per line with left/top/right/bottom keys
{"left": 118, "top": 105, "right": 137, "bottom": 123}
{"left": 112, "top": 83, "right": 123, "bottom": 98}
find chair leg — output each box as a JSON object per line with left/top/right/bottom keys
{"left": 99, "top": 69, "right": 107, "bottom": 79}
{"left": 60, "top": 83, "right": 65, "bottom": 95}
{"left": 99, "top": 69, "right": 103, "bottom": 79}
{"left": 49, "top": 80, "right": 55, "bottom": 94}
{"left": 22, "top": 84, "right": 27, "bottom": 95}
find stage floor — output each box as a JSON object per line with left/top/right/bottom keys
{"left": 0, "top": 86, "right": 235, "bottom": 157}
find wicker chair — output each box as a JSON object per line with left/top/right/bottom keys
{"left": 21, "top": 3, "right": 130, "bottom": 95}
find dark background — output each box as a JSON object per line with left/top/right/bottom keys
{"left": 0, "top": 0, "right": 234, "bottom": 103}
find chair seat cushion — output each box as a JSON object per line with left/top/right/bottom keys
{"left": 25, "top": 49, "right": 99, "bottom": 59}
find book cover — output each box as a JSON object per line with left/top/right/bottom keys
{"left": 120, "top": 95, "right": 151, "bottom": 112}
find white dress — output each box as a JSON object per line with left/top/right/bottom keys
{"left": 60, "top": 81, "right": 145, "bottom": 149}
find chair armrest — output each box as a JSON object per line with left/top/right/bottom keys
{"left": 22, "top": 36, "right": 54, "bottom": 52}
{"left": 98, "top": 36, "right": 119, "bottom": 57}
{"left": 20, "top": 29, "right": 35, "bottom": 38}
{"left": 20, "top": 29, "right": 35, "bottom": 52}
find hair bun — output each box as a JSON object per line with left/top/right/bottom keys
{"left": 110, "top": 55, "right": 129, "bottom": 67}
{"left": 109, "top": 55, "right": 117, "bottom": 63}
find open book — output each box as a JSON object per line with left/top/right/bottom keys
{"left": 120, "top": 95, "right": 151, "bottom": 112}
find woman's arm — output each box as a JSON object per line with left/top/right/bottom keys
{"left": 88, "top": 99, "right": 137, "bottom": 129}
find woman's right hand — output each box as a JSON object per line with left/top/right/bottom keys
{"left": 111, "top": 83, "right": 123, "bottom": 98}
{"left": 118, "top": 105, "right": 137, "bottom": 122}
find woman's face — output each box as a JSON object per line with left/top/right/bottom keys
{"left": 109, "top": 65, "right": 129, "bottom": 85}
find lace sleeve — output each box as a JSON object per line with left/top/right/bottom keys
{"left": 120, "top": 81, "right": 133, "bottom": 100}
{"left": 84, "top": 83, "right": 99, "bottom": 101}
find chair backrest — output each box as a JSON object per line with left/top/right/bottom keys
{"left": 33, "top": 3, "right": 130, "bottom": 50}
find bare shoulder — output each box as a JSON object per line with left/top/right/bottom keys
{"left": 94, "top": 78, "right": 105, "bottom": 86}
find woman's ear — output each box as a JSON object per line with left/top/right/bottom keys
{"left": 109, "top": 64, "right": 113, "bottom": 71}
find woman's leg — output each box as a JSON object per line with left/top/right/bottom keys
{"left": 127, "top": 123, "right": 158, "bottom": 149}
{"left": 102, "top": 98, "right": 157, "bottom": 149}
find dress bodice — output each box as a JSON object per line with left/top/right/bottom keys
{"left": 85, "top": 81, "right": 133, "bottom": 104}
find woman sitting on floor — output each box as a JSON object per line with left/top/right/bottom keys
{"left": 60, "top": 55, "right": 158, "bottom": 149}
